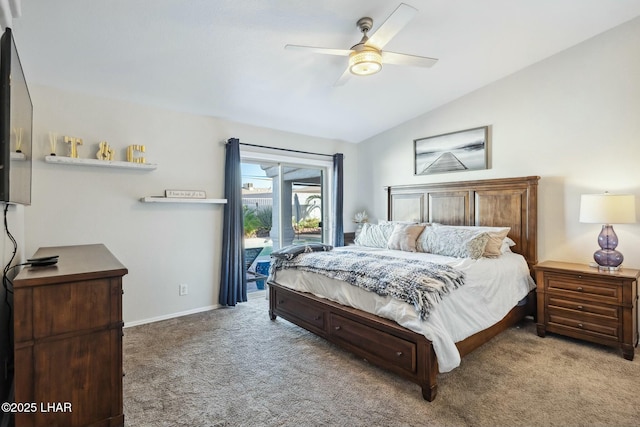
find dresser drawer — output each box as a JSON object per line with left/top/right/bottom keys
{"left": 547, "top": 296, "right": 619, "bottom": 321}
{"left": 329, "top": 313, "right": 416, "bottom": 374}
{"left": 545, "top": 272, "right": 621, "bottom": 304}
{"left": 33, "top": 279, "right": 116, "bottom": 339}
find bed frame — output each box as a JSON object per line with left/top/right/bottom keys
{"left": 269, "top": 175, "right": 540, "bottom": 401}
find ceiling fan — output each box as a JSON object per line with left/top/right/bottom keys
{"left": 285, "top": 3, "right": 438, "bottom": 86}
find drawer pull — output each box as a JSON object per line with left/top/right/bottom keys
{"left": 578, "top": 323, "right": 584, "bottom": 329}
{"left": 396, "top": 351, "right": 403, "bottom": 357}
{"left": 334, "top": 326, "right": 341, "bottom": 331}
{"left": 576, "top": 287, "right": 584, "bottom": 292}
{"left": 577, "top": 305, "right": 583, "bottom": 310}
{"left": 577, "top": 275, "right": 582, "bottom": 279}
{"left": 278, "top": 299, "right": 285, "bottom": 304}
{"left": 314, "top": 316, "right": 322, "bottom": 321}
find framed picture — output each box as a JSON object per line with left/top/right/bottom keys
{"left": 414, "top": 126, "right": 488, "bottom": 175}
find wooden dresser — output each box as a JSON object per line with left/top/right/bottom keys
{"left": 13, "top": 244, "right": 128, "bottom": 427}
{"left": 534, "top": 260, "right": 639, "bottom": 360}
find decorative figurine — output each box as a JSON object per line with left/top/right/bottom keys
{"left": 127, "top": 144, "right": 145, "bottom": 163}
{"left": 64, "top": 136, "right": 83, "bottom": 158}
{"left": 353, "top": 210, "right": 369, "bottom": 238}
{"left": 96, "top": 141, "right": 115, "bottom": 161}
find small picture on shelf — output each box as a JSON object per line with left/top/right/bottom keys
{"left": 165, "top": 190, "right": 206, "bottom": 199}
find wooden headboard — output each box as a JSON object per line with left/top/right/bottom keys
{"left": 386, "top": 176, "right": 540, "bottom": 268}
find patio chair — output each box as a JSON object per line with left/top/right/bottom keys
{"left": 245, "top": 247, "right": 268, "bottom": 283}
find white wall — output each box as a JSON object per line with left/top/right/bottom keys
{"left": 356, "top": 16, "right": 640, "bottom": 269}
{"left": 25, "top": 86, "right": 357, "bottom": 325}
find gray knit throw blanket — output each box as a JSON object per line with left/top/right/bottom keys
{"left": 271, "top": 250, "right": 465, "bottom": 320}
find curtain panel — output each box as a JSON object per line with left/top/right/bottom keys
{"left": 332, "top": 153, "right": 344, "bottom": 247}
{"left": 219, "top": 138, "right": 247, "bottom": 306}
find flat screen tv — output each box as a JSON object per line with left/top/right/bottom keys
{"left": 0, "top": 27, "right": 32, "bottom": 205}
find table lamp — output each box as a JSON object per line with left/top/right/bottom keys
{"left": 579, "top": 193, "right": 636, "bottom": 270}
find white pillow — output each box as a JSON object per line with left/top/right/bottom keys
{"left": 354, "top": 223, "right": 396, "bottom": 248}
{"left": 500, "top": 237, "right": 516, "bottom": 253}
{"left": 378, "top": 219, "right": 418, "bottom": 225}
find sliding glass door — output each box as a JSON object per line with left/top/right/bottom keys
{"left": 240, "top": 152, "right": 331, "bottom": 291}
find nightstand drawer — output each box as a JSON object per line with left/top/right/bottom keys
{"left": 535, "top": 261, "right": 639, "bottom": 360}
{"left": 548, "top": 296, "right": 619, "bottom": 321}
{"left": 546, "top": 273, "right": 620, "bottom": 304}
{"left": 548, "top": 313, "right": 619, "bottom": 340}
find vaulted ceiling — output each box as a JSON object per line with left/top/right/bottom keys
{"left": 12, "top": 0, "right": 640, "bottom": 143}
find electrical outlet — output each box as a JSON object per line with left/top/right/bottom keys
{"left": 179, "top": 284, "right": 188, "bottom": 296}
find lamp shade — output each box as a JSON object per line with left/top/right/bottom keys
{"left": 579, "top": 193, "right": 636, "bottom": 224}
{"left": 349, "top": 49, "right": 382, "bottom": 76}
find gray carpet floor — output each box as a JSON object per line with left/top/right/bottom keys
{"left": 123, "top": 291, "right": 640, "bottom": 426}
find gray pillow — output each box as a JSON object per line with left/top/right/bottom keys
{"left": 418, "top": 226, "right": 490, "bottom": 259}
{"left": 432, "top": 224, "right": 510, "bottom": 258}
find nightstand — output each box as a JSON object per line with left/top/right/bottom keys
{"left": 534, "top": 261, "right": 639, "bottom": 360}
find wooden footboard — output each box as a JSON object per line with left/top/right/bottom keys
{"left": 269, "top": 282, "right": 439, "bottom": 400}
{"left": 269, "top": 281, "right": 535, "bottom": 401}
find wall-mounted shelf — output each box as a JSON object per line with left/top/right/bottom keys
{"left": 45, "top": 155, "right": 158, "bottom": 170}
{"left": 139, "top": 197, "right": 227, "bottom": 204}
{"left": 11, "top": 152, "right": 26, "bottom": 161}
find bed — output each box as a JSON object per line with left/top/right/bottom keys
{"left": 268, "top": 176, "right": 539, "bottom": 401}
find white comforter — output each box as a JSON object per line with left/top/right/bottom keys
{"left": 270, "top": 246, "right": 535, "bottom": 373}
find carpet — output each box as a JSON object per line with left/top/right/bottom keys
{"left": 123, "top": 291, "right": 640, "bottom": 426}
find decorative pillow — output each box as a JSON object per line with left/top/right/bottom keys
{"left": 416, "top": 225, "right": 435, "bottom": 253}
{"left": 500, "top": 237, "right": 516, "bottom": 254}
{"left": 270, "top": 243, "right": 333, "bottom": 260}
{"left": 354, "top": 223, "right": 396, "bottom": 248}
{"left": 386, "top": 224, "right": 426, "bottom": 252}
{"left": 378, "top": 219, "right": 418, "bottom": 225}
{"left": 419, "top": 225, "right": 490, "bottom": 259}
{"left": 432, "top": 224, "right": 511, "bottom": 258}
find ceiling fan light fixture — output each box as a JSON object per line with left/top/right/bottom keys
{"left": 349, "top": 50, "right": 382, "bottom": 76}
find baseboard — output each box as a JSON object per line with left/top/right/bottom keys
{"left": 124, "top": 304, "right": 221, "bottom": 328}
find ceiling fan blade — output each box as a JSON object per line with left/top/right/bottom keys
{"left": 285, "top": 44, "right": 352, "bottom": 57}
{"left": 365, "top": 3, "right": 418, "bottom": 50}
{"left": 334, "top": 67, "right": 352, "bottom": 86}
{"left": 381, "top": 51, "right": 438, "bottom": 68}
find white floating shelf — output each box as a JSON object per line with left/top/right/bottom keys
{"left": 45, "top": 155, "right": 157, "bottom": 170}
{"left": 11, "top": 152, "right": 26, "bottom": 161}
{"left": 140, "top": 197, "right": 227, "bottom": 204}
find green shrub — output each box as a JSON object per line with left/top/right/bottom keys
{"left": 243, "top": 206, "right": 260, "bottom": 237}
{"left": 244, "top": 205, "right": 272, "bottom": 237}
{"left": 297, "top": 217, "right": 320, "bottom": 229}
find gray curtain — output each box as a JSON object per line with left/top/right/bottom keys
{"left": 219, "top": 138, "right": 247, "bottom": 306}
{"left": 332, "top": 153, "right": 344, "bottom": 246}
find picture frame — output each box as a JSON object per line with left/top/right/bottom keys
{"left": 414, "top": 126, "right": 488, "bottom": 175}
